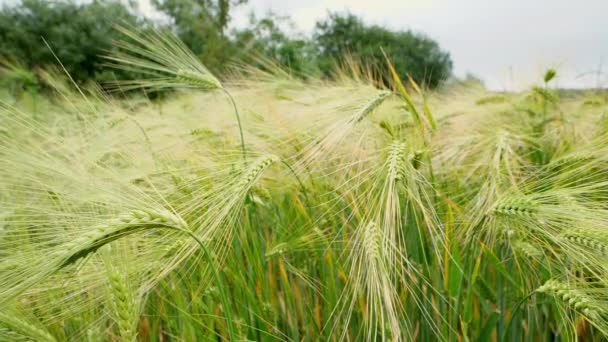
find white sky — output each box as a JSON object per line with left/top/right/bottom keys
{"left": 222, "top": 0, "right": 608, "bottom": 90}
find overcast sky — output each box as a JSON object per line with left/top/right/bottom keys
{"left": 216, "top": 0, "right": 608, "bottom": 90}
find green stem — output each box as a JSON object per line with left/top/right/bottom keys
{"left": 130, "top": 118, "right": 158, "bottom": 168}
{"left": 224, "top": 89, "right": 246, "bottom": 162}
{"left": 171, "top": 226, "right": 237, "bottom": 341}
{"left": 280, "top": 160, "right": 312, "bottom": 208}
{"left": 500, "top": 291, "right": 536, "bottom": 342}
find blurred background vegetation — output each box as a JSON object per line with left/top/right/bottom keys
{"left": 0, "top": 0, "right": 455, "bottom": 93}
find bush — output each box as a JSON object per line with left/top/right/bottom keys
{"left": 315, "top": 13, "right": 453, "bottom": 88}
{"left": 0, "top": 0, "right": 142, "bottom": 84}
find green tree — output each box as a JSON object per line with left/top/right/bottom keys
{"left": 315, "top": 13, "right": 453, "bottom": 88}
{"left": 0, "top": 0, "right": 142, "bottom": 83}
{"left": 233, "top": 13, "right": 320, "bottom": 76}
{"left": 152, "top": 0, "right": 247, "bottom": 70}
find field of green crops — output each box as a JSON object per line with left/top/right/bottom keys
{"left": 2, "top": 29, "right": 608, "bottom": 341}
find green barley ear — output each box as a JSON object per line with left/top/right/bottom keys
{"left": 532, "top": 86, "right": 558, "bottom": 104}
{"left": 236, "top": 154, "right": 279, "bottom": 190}
{"left": 511, "top": 240, "right": 544, "bottom": 259}
{"left": 562, "top": 229, "right": 608, "bottom": 256}
{"left": 351, "top": 90, "right": 391, "bottom": 123}
{"left": 106, "top": 26, "right": 247, "bottom": 160}
{"left": 362, "top": 222, "right": 382, "bottom": 263}
{"left": 0, "top": 311, "right": 56, "bottom": 342}
{"left": 491, "top": 196, "right": 539, "bottom": 218}
{"left": 104, "top": 253, "right": 139, "bottom": 342}
{"left": 174, "top": 69, "right": 222, "bottom": 90}
{"left": 544, "top": 68, "right": 557, "bottom": 84}
{"left": 357, "top": 221, "right": 403, "bottom": 340}
{"left": 537, "top": 279, "right": 603, "bottom": 321}
{"left": 387, "top": 141, "right": 407, "bottom": 182}
{"left": 105, "top": 25, "right": 222, "bottom": 92}
{"left": 59, "top": 208, "right": 188, "bottom": 268}
{"left": 379, "top": 119, "right": 395, "bottom": 137}
{"left": 0, "top": 208, "right": 188, "bottom": 307}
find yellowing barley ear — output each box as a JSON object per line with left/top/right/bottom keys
{"left": 358, "top": 220, "right": 403, "bottom": 340}
{"left": 106, "top": 25, "right": 223, "bottom": 93}
{"left": 362, "top": 222, "right": 382, "bottom": 263}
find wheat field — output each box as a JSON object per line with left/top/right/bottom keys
{"left": 2, "top": 29, "right": 608, "bottom": 341}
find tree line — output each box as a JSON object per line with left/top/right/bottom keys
{"left": 0, "top": 0, "right": 453, "bottom": 89}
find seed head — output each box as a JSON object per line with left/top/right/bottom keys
{"left": 387, "top": 141, "right": 406, "bottom": 182}
{"left": 538, "top": 279, "right": 602, "bottom": 320}
{"left": 175, "top": 69, "right": 222, "bottom": 90}
{"left": 237, "top": 155, "right": 279, "bottom": 188}
{"left": 492, "top": 196, "right": 539, "bottom": 217}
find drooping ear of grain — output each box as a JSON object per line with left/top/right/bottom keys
{"left": 0, "top": 209, "right": 188, "bottom": 307}
{"left": 0, "top": 312, "right": 56, "bottom": 342}
{"left": 562, "top": 229, "right": 608, "bottom": 255}
{"left": 351, "top": 90, "right": 391, "bottom": 123}
{"left": 537, "top": 280, "right": 603, "bottom": 320}
{"left": 105, "top": 26, "right": 223, "bottom": 93}
{"left": 353, "top": 220, "right": 403, "bottom": 340}
{"left": 175, "top": 69, "right": 222, "bottom": 90}
{"left": 491, "top": 196, "right": 539, "bottom": 218}
{"left": 236, "top": 154, "right": 279, "bottom": 190}
{"left": 60, "top": 209, "right": 188, "bottom": 268}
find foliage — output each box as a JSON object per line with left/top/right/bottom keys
{"left": 153, "top": 0, "right": 247, "bottom": 36}
{"left": 232, "top": 13, "right": 320, "bottom": 76}
{"left": 0, "top": 60, "right": 40, "bottom": 95}
{"left": 154, "top": 1, "right": 319, "bottom": 76}
{"left": 151, "top": 0, "right": 248, "bottom": 70}
{"left": 1, "top": 2, "right": 453, "bottom": 89}
{"left": 0, "top": 0, "right": 142, "bottom": 83}
{"left": 315, "top": 12, "right": 453, "bottom": 88}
